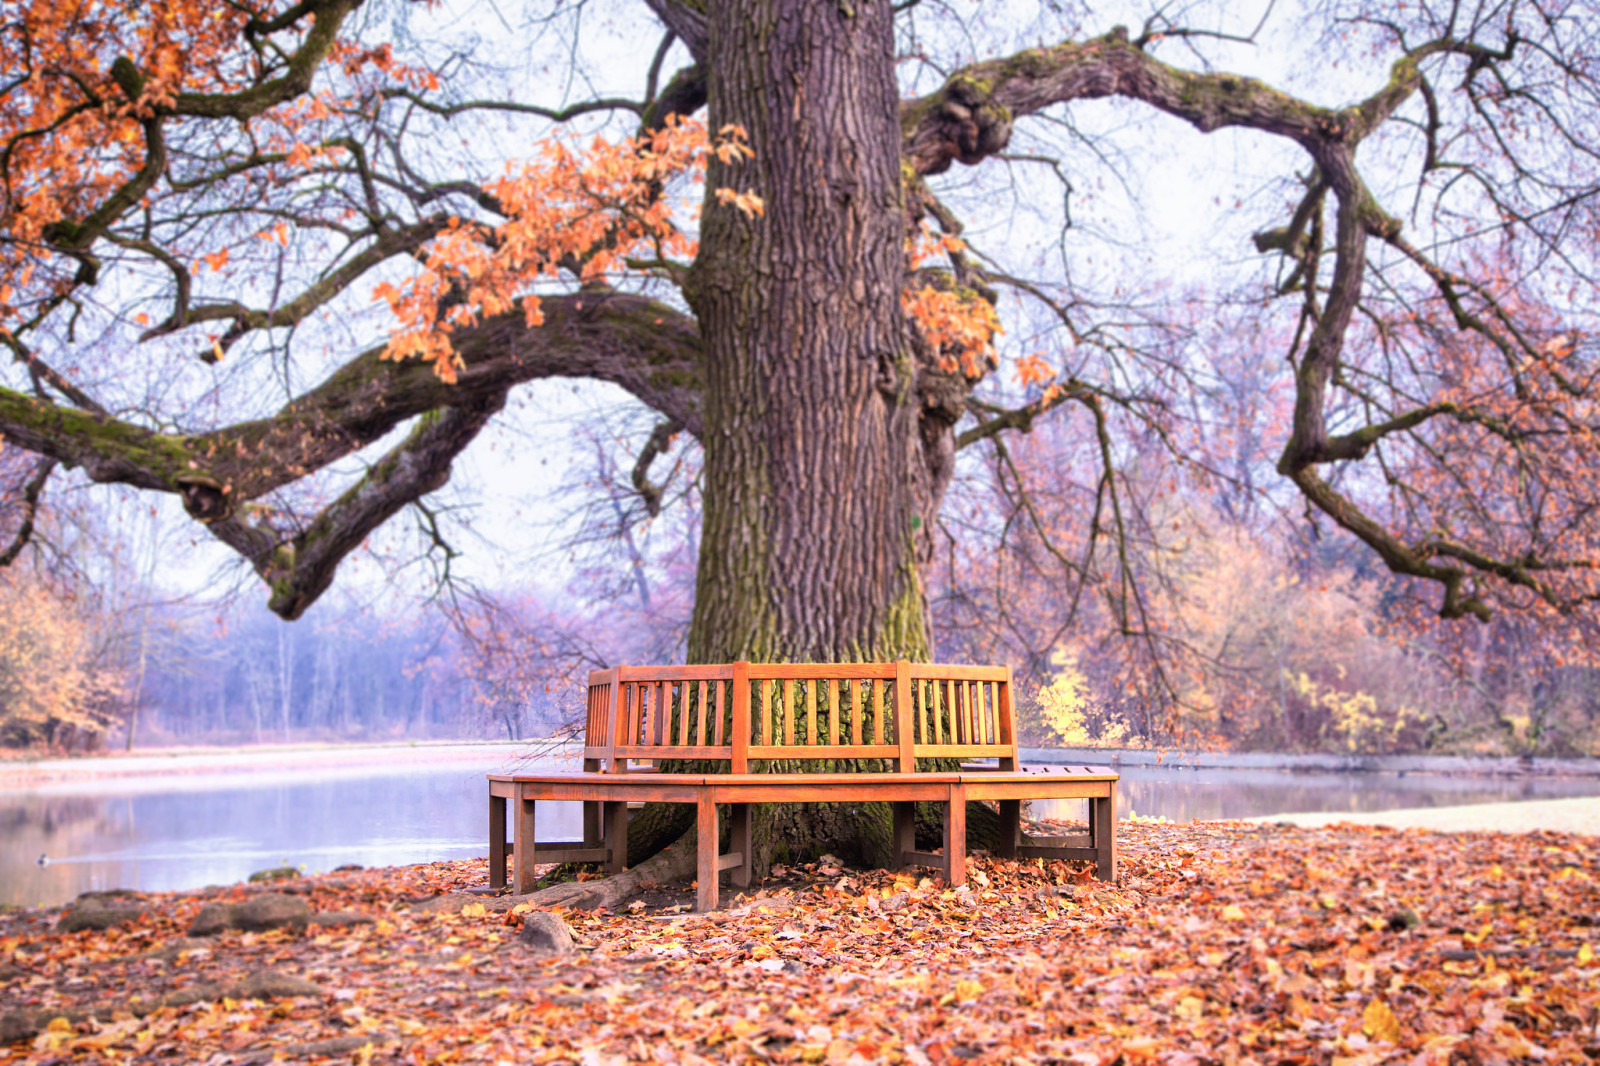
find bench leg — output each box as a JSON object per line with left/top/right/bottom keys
{"left": 489, "top": 793, "right": 507, "bottom": 890}
{"left": 582, "top": 800, "right": 601, "bottom": 846}
{"left": 605, "top": 801, "right": 628, "bottom": 875}
{"left": 696, "top": 796, "right": 718, "bottom": 912}
{"left": 996, "top": 799, "right": 1020, "bottom": 860}
{"left": 943, "top": 784, "right": 967, "bottom": 888}
{"left": 729, "top": 803, "right": 752, "bottom": 889}
{"left": 892, "top": 802, "right": 915, "bottom": 868}
{"left": 514, "top": 790, "right": 539, "bottom": 895}
{"left": 1092, "top": 789, "right": 1117, "bottom": 882}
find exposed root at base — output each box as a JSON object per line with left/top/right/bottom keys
{"left": 515, "top": 829, "right": 699, "bottom": 910}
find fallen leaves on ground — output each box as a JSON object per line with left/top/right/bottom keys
{"left": 1, "top": 819, "right": 1596, "bottom": 1064}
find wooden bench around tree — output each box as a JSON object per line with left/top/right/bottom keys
{"left": 487, "top": 661, "right": 1117, "bottom": 911}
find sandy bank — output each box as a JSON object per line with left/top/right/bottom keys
{"left": 1257, "top": 795, "right": 1600, "bottom": 836}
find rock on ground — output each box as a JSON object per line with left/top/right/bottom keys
{"left": 519, "top": 911, "right": 576, "bottom": 955}
{"left": 186, "top": 893, "right": 311, "bottom": 936}
{"left": 57, "top": 896, "right": 148, "bottom": 934}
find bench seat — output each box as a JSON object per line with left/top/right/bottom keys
{"left": 488, "top": 764, "right": 1118, "bottom": 910}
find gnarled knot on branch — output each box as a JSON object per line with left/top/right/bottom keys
{"left": 175, "top": 473, "right": 233, "bottom": 524}
{"left": 923, "top": 77, "right": 1014, "bottom": 174}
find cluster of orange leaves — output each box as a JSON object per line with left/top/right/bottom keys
{"left": 0, "top": 3, "right": 436, "bottom": 329}
{"left": 2, "top": 819, "right": 1595, "bottom": 1064}
{"left": 0, "top": 4, "right": 247, "bottom": 250}
{"left": 375, "top": 118, "right": 758, "bottom": 383}
{"left": 901, "top": 225, "right": 1008, "bottom": 380}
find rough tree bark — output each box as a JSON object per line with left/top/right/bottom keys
{"left": 605, "top": 0, "right": 999, "bottom": 886}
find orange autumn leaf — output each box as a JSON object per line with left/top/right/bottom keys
{"left": 1362, "top": 998, "right": 1402, "bottom": 1043}
{"left": 902, "top": 286, "right": 1003, "bottom": 378}
{"left": 375, "top": 117, "right": 746, "bottom": 381}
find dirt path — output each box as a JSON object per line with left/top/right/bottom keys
{"left": 1258, "top": 795, "right": 1600, "bottom": 835}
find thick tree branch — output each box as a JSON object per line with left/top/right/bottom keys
{"left": 248, "top": 397, "right": 504, "bottom": 620}
{"left": 642, "top": 1, "right": 708, "bottom": 64}
{"left": 903, "top": 22, "right": 1590, "bottom": 624}
{"left": 899, "top": 28, "right": 1490, "bottom": 177}
{"left": 630, "top": 418, "right": 684, "bottom": 519}
{"left": 165, "top": 0, "right": 364, "bottom": 121}
{"left": 0, "top": 289, "right": 703, "bottom": 564}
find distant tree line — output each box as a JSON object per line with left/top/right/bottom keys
{"left": 3, "top": 406, "right": 1597, "bottom": 756}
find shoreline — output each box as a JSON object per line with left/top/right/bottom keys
{"left": 0, "top": 739, "right": 579, "bottom": 789}
{"left": 1249, "top": 794, "right": 1600, "bottom": 836}
{"left": 4, "top": 738, "right": 1598, "bottom": 789}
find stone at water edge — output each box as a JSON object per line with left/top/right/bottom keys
{"left": 57, "top": 897, "right": 147, "bottom": 934}
{"left": 518, "top": 911, "right": 576, "bottom": 955}
{"left": 188, "top": 902, "right": 236, "bottom": 937}
{"left": 247, "top": 865, "right": 301, "bottom": 883}
{"left": 186, "top": 893, "right": 312, "bottom": 936}
{"left": 235, "top": 893, "right": 311, "bottom": 932}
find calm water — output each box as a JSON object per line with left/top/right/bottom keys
{"left": 1028, "top": 764, "right": 1600, "bottom": 824}
{"left": 4, "top": 757, "right": 1599, "bottom": 907}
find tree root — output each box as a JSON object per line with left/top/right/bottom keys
{"left": 514, "top": 826, "right": 700, "bottom": 911}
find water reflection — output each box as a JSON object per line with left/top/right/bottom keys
{"left": 2, "top": 759, "right": 580, "bottom": 908}
{"left": 4, "top": 761, "right": 1597, "bottom": 907}
{"left": 1030, "top": 765, "right": 1600, "bottom": 824}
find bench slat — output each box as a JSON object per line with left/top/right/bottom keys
{"left": 613, "top": 745, "right": 733, "bottom": 759}
{"left": 1016, "top": 846, "right": 1099, "bottom": 862}
{"left": 513, "top": 844, "right": 611, "bottom": 864}
{"left": 898, "top": 849, "right": 947, "bottom": 868}
{"left": 618, "top": 665, "right": 734, "bottom": 682}
{"left": 745, "top": 744, "right": 899, "bottom": 759}
{"left": 915, "top": 744, "right": 1013, "bottom": 758}
{"left": 750, "top": 663, "right": 897, "bottom": 680}
{"left": 806, "top": 679, "right": 817, "bottom": 745}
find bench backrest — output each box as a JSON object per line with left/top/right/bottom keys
{"left": 583, "top": 661, "right": 1016, "bottom": 773}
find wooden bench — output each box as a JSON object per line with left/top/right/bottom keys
{"left": 487, "top": 661, "right": 1117, "bottom": 911}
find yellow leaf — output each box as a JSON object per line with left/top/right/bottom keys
{"left": 953, "top": 979, "right": 983, "bottom": 1004}
{"left": 1362, "top": 998, "right": 1402, "bottom": 1043}
{"left": 33, "top": 1017, "right": 74, "bottom": 1052}
{"left": 750, "top": 944, "right": 776, "bottom": 960}
{"left": 1221, "top": 904, "right": 1247, "bottom": 922}
{"left": 1175, "top": 995, "right": 1204, "bottom": 1021}
{"left": 460, "top": 902, "right": 488, "bottom": 919}
{"left": 1578, "top": 943, "right": 1594, "bottom": 965}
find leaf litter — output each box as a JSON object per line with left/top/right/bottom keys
{"left": 1, "top": 818, "right": 1595, "bottom": 1064}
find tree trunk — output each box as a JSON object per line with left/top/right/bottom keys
{"left": 685, "top": 0, "right": 930, "bottom": 667}
{"left": 626, "top": 0, "right": 994, "bottom": 880}
{"left": 123, "top": 615, "right": 148, "bottom": 752}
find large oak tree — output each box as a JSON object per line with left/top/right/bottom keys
{"left": 3, "top": 0, "right": 1599, "bottom": 887}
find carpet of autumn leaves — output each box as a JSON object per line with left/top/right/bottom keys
{"left": 1, "top": 819, "right": 1596, "bottom": 1065}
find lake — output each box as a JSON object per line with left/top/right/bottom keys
{"left": 5, "top": 749, "right": 1599, "bottom": 907}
